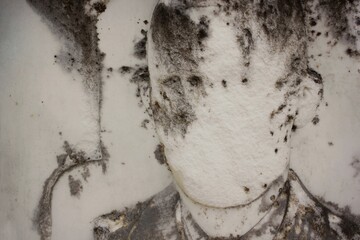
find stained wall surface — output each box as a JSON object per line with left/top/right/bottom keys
{"left": 0, "top": 0, "right": 359, "bottom": 239}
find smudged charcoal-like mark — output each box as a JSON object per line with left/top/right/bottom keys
{"left": 255, "top": 0, "right": 306, "bottom": 47}
{"left": 134, "top": 29, "right": 148, "bottom": 59}
{"left": 151, "top": 3, "right": 206, "bottom": 72}
{"left": 33, "top": 142, "right": 109, "bottom": 240}
{"left": 152, "top": 75, "right": 196, "bottom": 137}
{"left": 318, "top": 0, "right": 359, "bottom": 47}
{"left": 154, "top": 144, "right": 167, "bottom": 165}
{"left": 68, "top": 175, "right": 83, "bottom": 197}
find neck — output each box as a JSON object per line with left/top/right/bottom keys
{"left": 175, "top": 169, "right": 288, "bottom": 238}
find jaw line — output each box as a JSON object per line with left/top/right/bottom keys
{"left": 173, "top": 166, "right": 289, "bottom": 209}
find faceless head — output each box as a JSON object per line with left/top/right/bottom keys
{"left": 148, "top": 0, "right": 323, "bottom": 208}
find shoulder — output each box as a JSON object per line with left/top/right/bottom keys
{"left": 93, "top": 184, "right": 182, "bottom": 240}
{"left": 275, "top": 170, "right": 360, "bottom": 240}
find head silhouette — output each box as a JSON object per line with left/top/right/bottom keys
{"left": 148, "top": 0, "right": 323, "bottom": 208}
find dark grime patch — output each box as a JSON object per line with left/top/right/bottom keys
{"left": 150, "top": 3, "right": 208, "bottom": 72}
{"left": 317, "top": 0, "right": 359, "bottom": 46}
{"left": 134, "top": 29, "right": 148, "bottom": 59}
{"left": 119, "top": 66, "right": 133, "bottom": 74}
{"left": 312, "top": 115, "right": 320, "bottom": 125}
{"left": 92, "top": 2, "right": 107, "bottom": 14}
{"left": 154, "top": 144, "right": 167, "bottom": 165}
{"left": 187, "top": 75, "right": 203, "bottom": 87}
{"left": 254, "top": 0, "right": 306, "bottom": 47}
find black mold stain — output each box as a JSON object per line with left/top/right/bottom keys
{"left": 317, "top": 0, "right": 359, "bottom": 46}
{"left": 119, "top": 66, "right": 133, "bottom": 74}
{"left": 345, "top": 48, "right": 360, "bottom": 58}
{"left": 33, "top": 142, "right": 109, "bottom": 240}
{"left": 222, "top": 80, "right": 227, "bottom": 88}
{"left": 68, "top": 175, "right": 83, "bottom": 197}
{"left": 93, "top": 2, "right": 106, "bottom": 14}
{"left": 255, "top": 0, "right": 306, "bottom": 47}
{"left": 187, "top": 75, "right": 203, "bottom": 87}
{"left": 154, "top": 144, "right": 167, "bottom": 165}
{"left": 152, "top": 74, "right": 196, "bottom": 136}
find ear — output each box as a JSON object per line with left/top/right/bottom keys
{"left": 293, "top": 68, "right": 323, "bottom": 129}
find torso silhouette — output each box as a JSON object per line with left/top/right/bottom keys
{"left": 93, "top": 170, "right": 360, "bottom": 240}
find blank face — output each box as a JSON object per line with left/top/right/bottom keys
{"left": 148, "top": 0, "right": 314, "bottom": 207}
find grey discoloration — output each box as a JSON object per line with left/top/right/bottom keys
{"left": 154, "top": 144, "right": 167, "bottom": 165}
{"left": 94, "top": 185, "right": 182, "bottom": 240}
{"left": 33, "top": 142, "right": 109, "bottom": 240}
{"left": 68, "top": 175, "right": 83, "bottom": 197}
{"left": 81, "top": 166, "right": 91, "bottom": 181}
{"left": 56, "top": 153, "right": 67, "bottom": 166}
